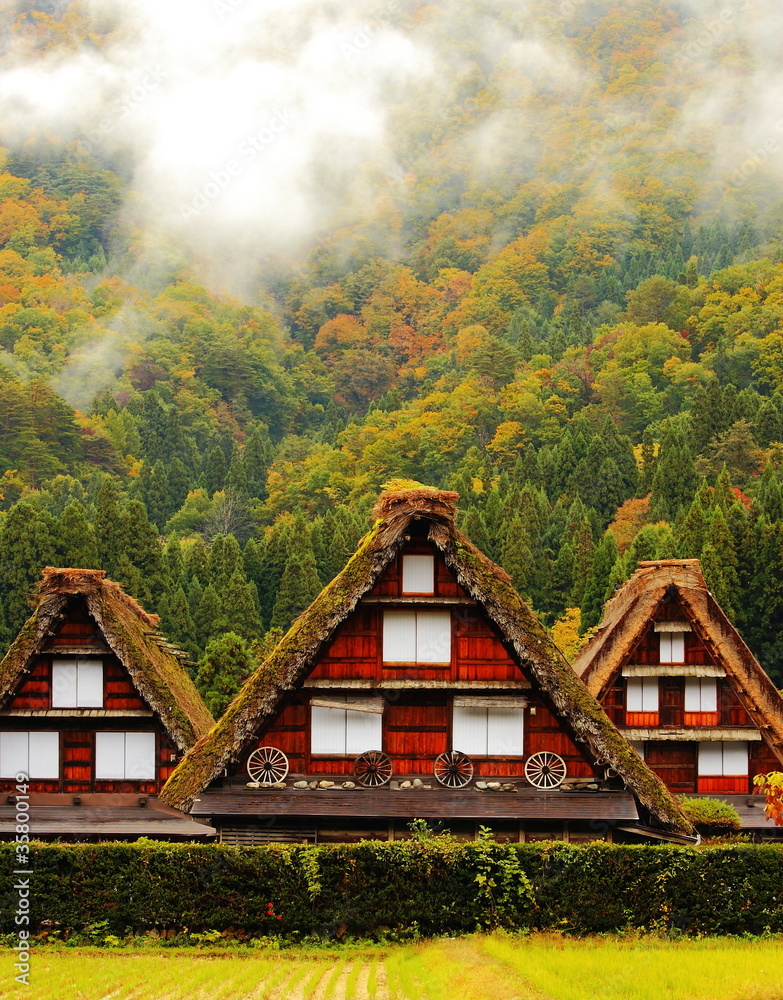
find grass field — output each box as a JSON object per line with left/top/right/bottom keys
{"left": 2, "top": 935, "right": 782, "bottom": 1000}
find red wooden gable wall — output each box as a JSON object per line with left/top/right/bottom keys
{"left": 237, "top": 542, "right": 600, "bottom": 782}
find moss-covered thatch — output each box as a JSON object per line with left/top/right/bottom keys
{"left": 0, "top": 568, "right": 214, "bottom": 750}
{"left": 677, "top": 795, "right": 742, "bottom": 833}
{"left": 573, "top": 559, "right": 783, "bottom": 769}
{"left": 161, "top": 484, "right": 692, "bottom": 835}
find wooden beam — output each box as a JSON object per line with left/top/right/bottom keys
{"left": 304, "top": 679, "right": 531, "bottom": 690}
{"left": 361, "top": 597, "right": 477, "bottom": 605}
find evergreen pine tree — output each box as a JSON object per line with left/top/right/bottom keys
{"left": 205, "top": 445, "right": 228, "bottom": 496}
{"left": 257, "top": 519, "right": 293, "bottom": 622}
{"left": 146, "top": 460, "right": 171, "bottom": 530}
{"left": 460, "top": 508, "right": 492, "bottom": 559}
{"left": 756, "top": 464, "right": 783, "bottom": 522}
{"left": 754, "top": 399, "right": 783, "bottom": 448}
{"left": 160, "top": 585, "right": 200, "bottom": 666}
{"left": 690, "top": 380, "right": 730, "bottom": 454}
{"left": 195, "top": 632, "right": 256, "bottom": 717}
{"left": 481, "top": 487, "right": 505, "bottom": 563}
{"left": 550, "top": 433, "right": 577, "bottom": 497}
{"left": 649, "top": 430, "right": 698, "bottom": 521}
{"left": 0, "top": 500, "right": 57, "bottom": 635}
{"left": 164, "top": 533, "right": 185, "bottom": 586}
{"left": 512, "top": 443, "right": 540, "bottom": 487}
{"left": 500, "top": 515, "right": 536, "bottom": 602}
{"left": 121, "top": 500, "right": 168, "bottom": 612}
{"left": 187, "top": 575, "right": 204, "bottom": 621}
{"left": 221, "top": 570, "right": 263, "bottom": 641}
{"left": 551, "top": 540, "right": 576, "bottom": 614}
{"left": 113, "top": 553, "right": 146, "bottom": 608}
{"left": 605, "top": 551, "right": 632, "bottom": 596}
{"left": 225, "top": 446, "right": 248, "bottom": 495}
{"left": 94, "top": 478, "right": 126, "bottom": 576}
{"left": 56, "top": 500, "right": 100, "bottom": 568}
{"left": 209, "top": 534, "right": 243, "bottom": 592}
{"left": 626, "top": 524, "right": 664, "bottom": 566}
{"left": 163, "top": 407, "right": 186, "bottom": 466}
{"left": 677, "top": 496, "right": 709, "bottom": 559}
{"left": 590, "top": 456, "right": 629, "bottom": 522}
{"left": 325, "top": 524, "right": 353, "bottom": 582}
{"left": 185, "top": 537, "right": 210, "bottom": 584}
{"left": 561, "top": 498, "right": 595, "bottom": 606}
{"left": 713, "top": 467, "right": 735, "bottom": 511}
{"left": 581, "top": 531, "right": 619, "bottom": 630}
{"left": 271, "top": 550, "right": 322, "bottom": 630}
{"left": 167, "top": 457, "right": 191, "bottom": 513}
{"left": 242, "top": 537, "right": 265, "bottom": 591}
{"left": 196, "top": 584, "right": 223, "bottom": 650}
{"left": 701, "top": 508, "right": 741, "bottom": 620}
{"left": 243, "top": 422, "right": 274, "bottom": 499}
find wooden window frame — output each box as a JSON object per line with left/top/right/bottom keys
{"left": 382, "top": 611, "right": 452, "bottom": 667}
{"left": 94, "top": 731, "right": 157, "bottom": 781}
{"left": 401, "top": 555, "right": 436, "bottom": 596}
{"left": 0, "top": 730, "right": 60, "bottom": 780}
{"left": 51, "top": 658, "right": 104, "bottom": 709}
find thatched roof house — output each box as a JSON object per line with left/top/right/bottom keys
{"left": 1, "top": 568, "right": 214, "bottom": 750}
{"left": 0, "top": 568, "right": 215, "bottom": 840}
{"left": 162, "top": 484, "right": 692, "bottom": 841}
{"left": 573, "top": 559, "right": 783, "bottom": 831}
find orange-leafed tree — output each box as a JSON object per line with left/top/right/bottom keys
{"left": 753, "top": 772, "right": 783, "bottom": 827}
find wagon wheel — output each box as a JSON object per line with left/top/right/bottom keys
{"left": 353, "top": 750, "right": 393, "bottom": 787}
{"left": 524, "top": 751, "right": 567, "bottom": 789}
{"left": 433, "top": 750, "right": 474, "bottom": 788}
{"left": 246, "top": 746, "right": 289, "bottom": 784}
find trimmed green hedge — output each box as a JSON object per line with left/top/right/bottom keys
{"left": 3, "top": 841, "right": 782, "bottom": 938}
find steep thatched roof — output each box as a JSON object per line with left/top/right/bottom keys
{"left": 161, "top": 484, "right": 691, "bottom": 835}
{"left": 0, "top": 568, "right": 215, "bottom": 750}
{"left": 574, "top": 559, "right": 783, "bottom": 765}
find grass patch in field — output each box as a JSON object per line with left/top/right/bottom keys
{"left": 2, "top": 936, "right": 783, "bottom": 1000}
{"left": 483, "top": 934, "right": 783, "bottom": 1000}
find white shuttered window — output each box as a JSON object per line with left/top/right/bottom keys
{"left": 698, "top": 741, "right": 748, "bottom": 776}
{"left": 659, "top": 633, "right": 685, "bottom": 663}
{"left": 95, "top": 732, "right": 155, "bottom": 780}
{"left": 383, "top": 612, "right": 451, "bottom": 664}
{"left": 684, "top": 678, "right": 718, "bottom": 712}
{"left": 0, "top": 731, "right": 59, "bottom": 779}
{"left": 311, "top": 705, "right": 382, "bottom": 755}
{"left": 52, "top": 659, "right": 103, "bottom": 708}
{"left": 626, "top": 676, "right": 659, "bottom": 712}
{"left": 401, "top": 555, "right": 435, "bottom": 595}
{"left": 452, "top": 702, "right": 524, "bottom": 756}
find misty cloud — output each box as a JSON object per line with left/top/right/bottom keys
{"left": 0, "top": 0, "right": 442, "bottom": 288}
{"left": 2, "top": 0, "right": 783, "bottom": 297}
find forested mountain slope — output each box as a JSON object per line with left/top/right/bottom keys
{"left": 1, "top": 0, "right": 783, "bottom": 705}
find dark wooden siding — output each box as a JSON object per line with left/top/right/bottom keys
{"left": 645, "top": 742, "right": 697, "bottom": 792}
